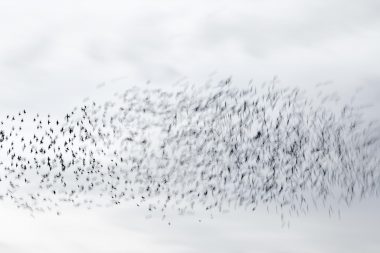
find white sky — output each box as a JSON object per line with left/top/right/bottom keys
{"left": 0, "top": 0, "right": 379, "bottom": 252}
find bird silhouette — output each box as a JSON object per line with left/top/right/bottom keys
{"left": 0, "top": 78, "right": 379, "bottom": 224}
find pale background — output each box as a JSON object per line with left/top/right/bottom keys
{"left": 0, "top": 0, "right": 379, "bottom": 252}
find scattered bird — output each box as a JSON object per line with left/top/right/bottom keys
{"left": 0, "top": 79, "right": 379, "bottom": 223}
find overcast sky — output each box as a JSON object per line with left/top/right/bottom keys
{"left": 0, "top": 0, "right": 379, "bottom": 252}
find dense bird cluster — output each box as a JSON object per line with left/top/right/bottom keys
{"left": 0, "top": 79, "right": 379, "bottom": 222}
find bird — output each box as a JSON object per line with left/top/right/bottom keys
{"left": 0, "top": 78, "right": 378, "bottom": 224}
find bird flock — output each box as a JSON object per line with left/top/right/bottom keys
{"left": 0, "top": 78, "right": 379, "bottom": 222}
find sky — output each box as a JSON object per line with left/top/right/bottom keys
{"left": 0, "top": 0, "right": 379, "bottom": 252}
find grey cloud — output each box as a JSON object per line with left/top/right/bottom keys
{"left": 197, "top": 0, "right": 380, "bottom": 58}
{"left": 0, "top": 0, "right": 379, "bottom": 253}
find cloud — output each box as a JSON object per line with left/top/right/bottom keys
{"left": 0, "top": 1, "right": 379, "bottom": 253}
